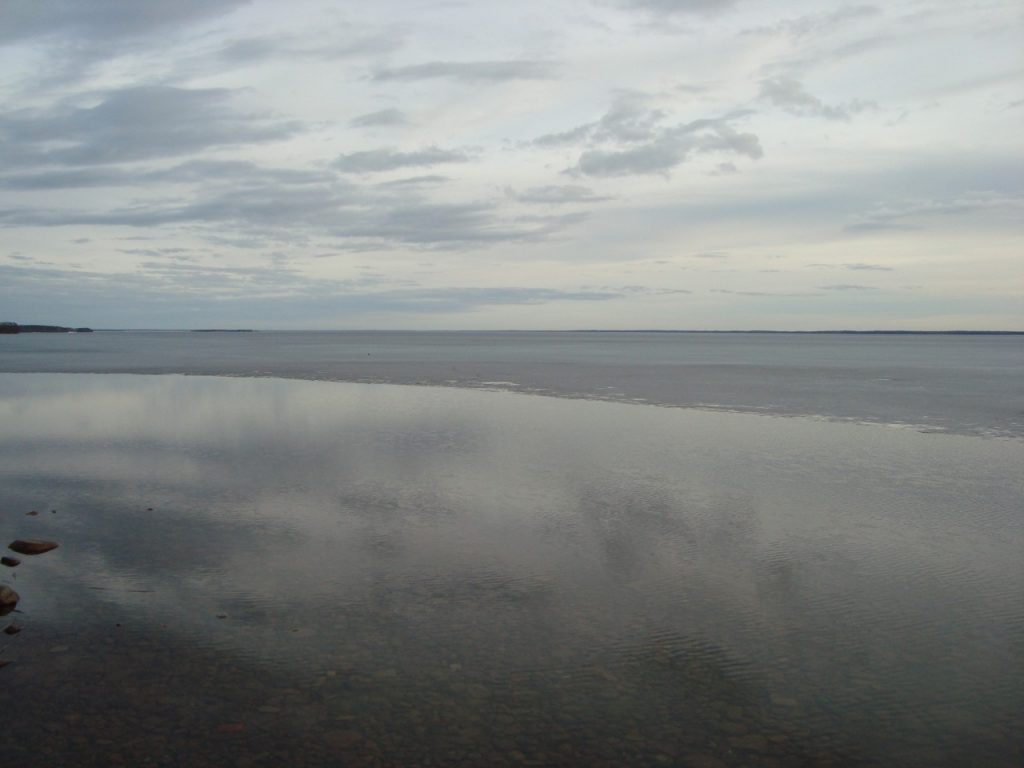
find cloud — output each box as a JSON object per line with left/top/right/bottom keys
{"left": 534, "top": 95, "right": 761, "bottom": 177}
{"left": 845, "top": 194, "right": 1024, "bottom": 232}
{"left": 0, "top": 262, "right": 621, "bottom": 317}
{"left": 510, "top": 185, "right": 612, "bottom": 204}
{"left": 535, "top": 95, "right": 664, "bottom": 146}
{"left": 0, "top": 167, "right": 587, "bottom": 250}
{"left": 0, "top": 160, "right": 331, "bottom": 190}
{"left": 809, "top": 262, "right": 894, "bottom": 272}
{"left": 378, "top": 175, "right": 451, "bottom": 188}
{"left": 617, "top": 0, "right": 740, "bottom": 15}
{"left": 215, "top": 30, "right": 401, "bottom": 65}
{"left": 744, "top": 5, "right": 880, "bottom": 40}
{"left": 350, "top": 108, "right": 407, "bottom": 128}
{"left": 373, "top": 60, "right": 556, "bottom": 83}
{"left": 820, "top": 284, "right": 877, "bottom": 291}
{"left": 0, "top": 0, "right": 250, "bottom": 45}
{"left": 843, "top": 263, "right": 892, "bottom": 271}
{"left": 759, "top": 78, "right": 875, "bottom": 121}
{"left": 0, "top": 86, "right": 301, "bottom": 168}
{"left": 570, "top": 115, "right": 762, "bottom": 177}
{"left": 333, "top": 146, "right": 471, "bottom": 173}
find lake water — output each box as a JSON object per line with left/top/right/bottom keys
{"left": 1, "top": 331, "right": 1021, "bottom": 437}
{"left": 0, "top": 334, "right": 1022, "bottom": 766}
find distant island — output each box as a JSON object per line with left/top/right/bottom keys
{"left": 0, "top": 322, "right": 93, "bottom": 334}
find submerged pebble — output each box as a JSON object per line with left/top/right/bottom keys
{"left": 9, "top": 539, "right": 59, "bottom": 555}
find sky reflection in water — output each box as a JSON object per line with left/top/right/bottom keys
{"left": 1, "top": 374, "right": 1021, "bottom": 767}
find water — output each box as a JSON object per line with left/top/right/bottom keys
{"left": 1, "top": 373, "right": 1021, "bottom": 767}
{"left": 1, "top": 331, "right": 1022, "bottom": 437}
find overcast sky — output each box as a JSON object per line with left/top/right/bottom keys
{"left": 0, "top": 0, "right": 1020, "bottom": 329}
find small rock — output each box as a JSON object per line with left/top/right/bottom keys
{"left": 26, "top": 510, "right": 38, "bottom": 516}
{"left": 0, "top": 586, "right": 19, "bottom": 614}
{"left": 9, "top": 539, "right": 59, "bottom": 555}
{"left": 3, "top": 623, "right": 21, "bottom": 635}
{"left": 0, "top": 556, "right": 19, "bottom": 568}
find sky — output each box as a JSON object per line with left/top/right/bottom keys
{"left": 0, "top": 0, "right": 1021, "bottom": 330}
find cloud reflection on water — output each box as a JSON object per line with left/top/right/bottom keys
{"left": 1, "top": 374, "right": 1021, "bottom": 765}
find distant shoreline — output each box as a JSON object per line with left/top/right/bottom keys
{"left": 71, "top": 328, "right": 1024, "bottom": 335}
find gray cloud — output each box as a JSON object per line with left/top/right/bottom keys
{"left": 0, "top": 160, "right": 332, "bottom": 190}
{"left": 216, "top": 30, "right": 401, "bottom": 65}
{"left": 843, "top": 262, "right": 893, "bottom": 271}
{"left": 744, "top": 5, "right": 880, "bottom": 40}
{"left": 510, "top": 185, "right": 612, "bottom": 204}
{"left": 0, "top": 261, "right": 620, "bottom": 319}
{"left": 377, "top": 175, "right": 451, "bottom": 188}
{"left": 0, "top": 167, "right": 586, "bottom": 250}
{"left": 535, "top": 96, "right": 761, "bottom": 177}
{"left": 759, "top": 78, "right": 875, "bottom": 121}
{"left": 571, "top": 116, "right": 762, "bottom": 177}
{"left": 0, "top": 0, "right": 250, "bottom": 45}
{"left": 350, "top": 108, "right": 407, "bottom": 127}
{"left": 373, "top": 60, "right": 556, "bottom": 83}
{"left": 334, "top": 146, "right": 472, "bottom": 173}
{"left": 535, "top": 95, "right": 664, "bottom": 147}
{"left": 820, "top": 284, "right": 877, "bottom": 291}
{"left": 809, "top": 262, "right": 894, "bottom": 271}
{"left": 845, "top": 194, "right": 1024, "bottom": 232}
{"left": 617, "top": 0, "right": 740, "bottom": 15}
{"left": 0, "top": 86, "right": 301, "bottom": 168}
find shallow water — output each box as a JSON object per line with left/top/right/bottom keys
{"left": 0, "top": 374, "right": 1022, "bottom": 767}
{"left": 2, "top": 331, "right": 1022, "bottom": 437}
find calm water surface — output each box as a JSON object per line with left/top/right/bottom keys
{"left": 2, "top": 331, "right": 1021, "bottom": 437}
{"left": 0, "top": 374, "right": 1021, "bottom": 767}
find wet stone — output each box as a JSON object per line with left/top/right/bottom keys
{"left": 4, "top": 622, "right": 21, "bottom": 635}
{"left": 0, "top": 585, "right": 19, "bottom": 613}
{"left": 0, "top": 556, "right": 19, "bottom": 567}
{"left": 9, "top": 539, "right": 59, "bottom": 555}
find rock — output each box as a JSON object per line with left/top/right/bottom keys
{"left": 0, "top": 586, "right": 19, "bottom": 614}
{"left": 4, "top": 623, "right": 21, "bottom": 635}
{"left": 0, "top": 556, "right": 19, "bottom": 567}
{"left": 9, "top": 539, "right": 59, "bottom": 555}
{"left": 26, "top": 510, "right": 38, "bottom": 516}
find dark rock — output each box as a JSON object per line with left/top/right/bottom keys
{"left": 4, "top": 623, "right": 21, "bottom": 635}
{"left": 9, "top": 539, "right": 59, "bottom": 555}
{"left": 0, "top": 556, "right": 19, "bottom": 567}
{"left": 0, "top": 585, "right": 19, "bottom": 614}
{"left": 26, "top": 510, "right": 38, "bottom": 516}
